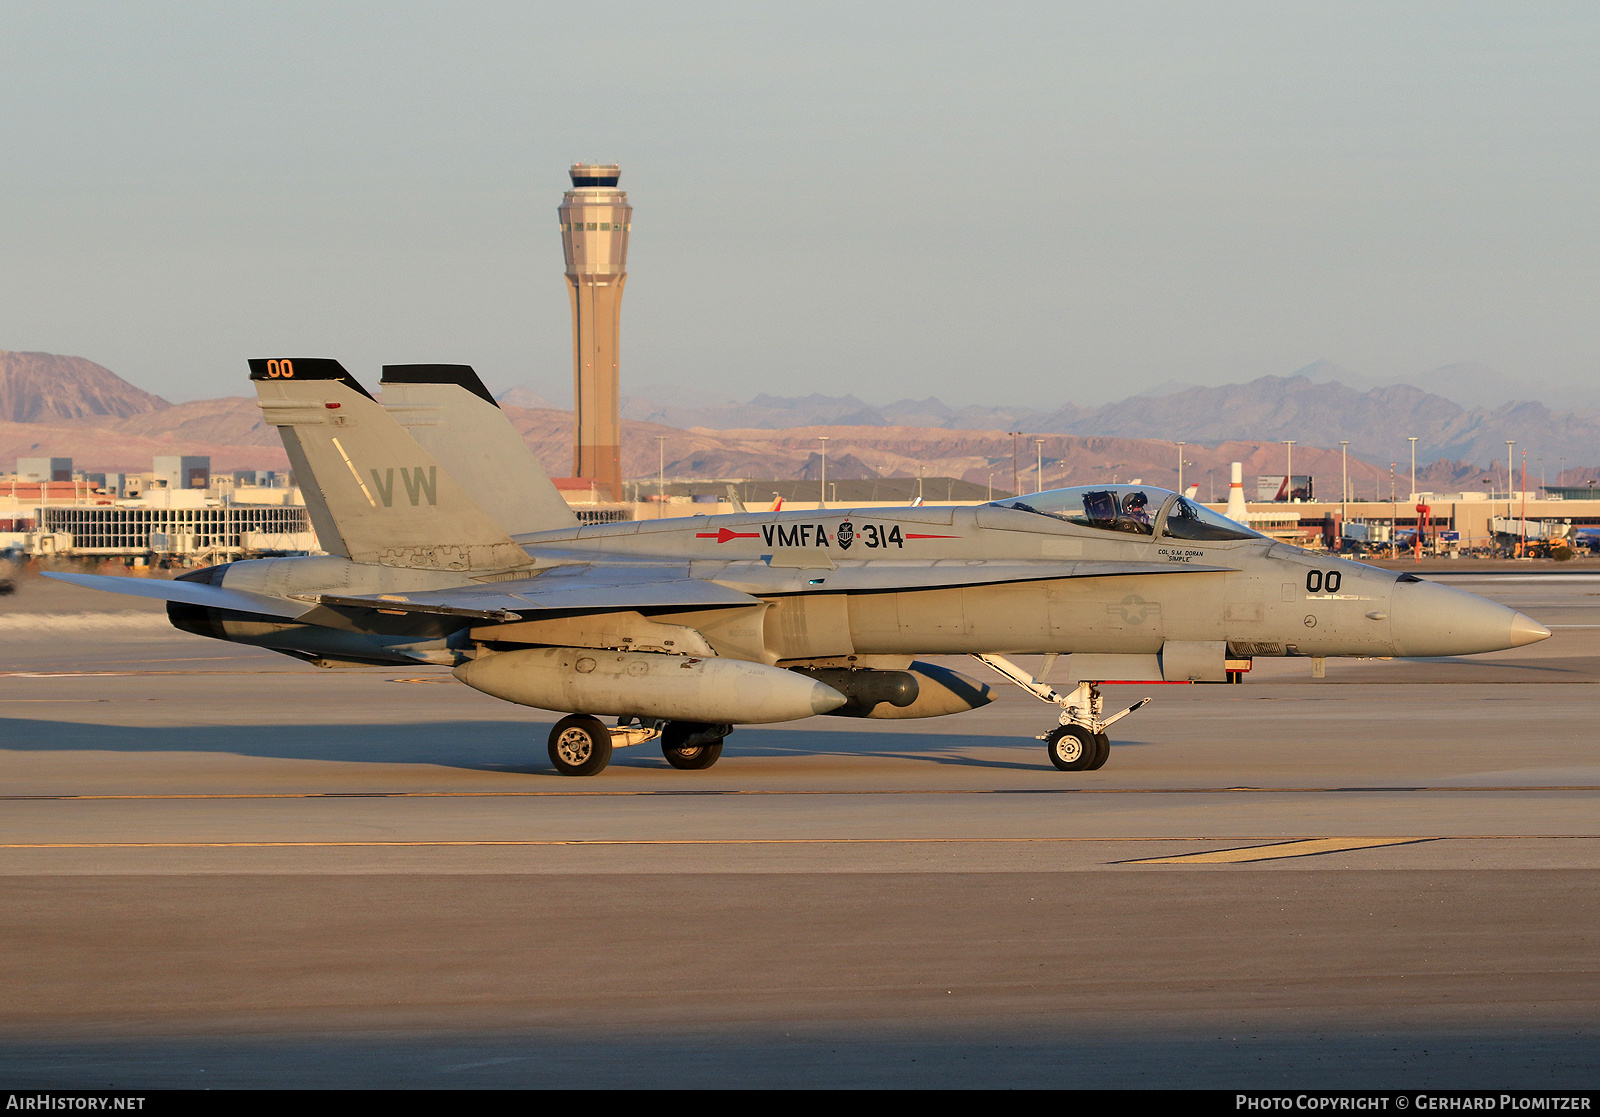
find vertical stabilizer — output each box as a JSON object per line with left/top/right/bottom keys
{"left": 380, "top": 364, "right": 578, "bottom": 535}
{"left": 250, "top": 358, "right": 527, "bottom": 571}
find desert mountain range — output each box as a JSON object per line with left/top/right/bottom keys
{"left": 609, "top": 372, "right": 1598, "bottom": 474}
{"left": 0, "top": 351, "right": 169, "bottom": 423}
{"left": 1, "top": 350, "right": 1591, "bottom": 496}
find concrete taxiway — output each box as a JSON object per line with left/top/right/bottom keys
{"left": 0, "top": 569, "right": 1596, "bottom": 1087}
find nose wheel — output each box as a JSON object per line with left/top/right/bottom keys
{"left": 1044, "top": 726, "right": 1110, "bottom": 771}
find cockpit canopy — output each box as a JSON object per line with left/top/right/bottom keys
{"left": 987, "top": 485, "right": 1263, "bottom": 541}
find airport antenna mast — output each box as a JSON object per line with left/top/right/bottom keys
{"left": 560, "top": 163, "right": 632, "bottom": 503}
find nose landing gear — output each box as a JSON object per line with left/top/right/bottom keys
{"left": 972, "top": 654, "right": 1149, "bottom": 772}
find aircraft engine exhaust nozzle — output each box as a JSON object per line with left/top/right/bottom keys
{"left": 455, "top": 647, "right": 846, "bottom": 724}
{"left": 1389, "top": 578, "right": 1552, "bottom": 657}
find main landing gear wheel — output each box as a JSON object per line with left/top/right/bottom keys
{"left": 548, "top": 714, "right": 613, "bottom": 777}
{"left": 661, "top": 722, "right": 725, "bottom": 771}
{"left": 1045, "top": 725, "right": 1099, "bottom": 772}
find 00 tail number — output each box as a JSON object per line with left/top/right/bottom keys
{"left": 1306, "top": 570, "right": 1342, "bottom": 594}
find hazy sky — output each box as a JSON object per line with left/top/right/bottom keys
{"left": 1, "top": 2, "right": 1596, "bottom": 406}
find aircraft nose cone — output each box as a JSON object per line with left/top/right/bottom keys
{"left": 1509, "top": 612, "right": 1552, "bottom": 647}
{"left": 1390, "top": 579, "right": 1550, "bottom": 657}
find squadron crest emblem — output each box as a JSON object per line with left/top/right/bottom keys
{"left": 836, "top": 520, "right": 855, "bottom": 550}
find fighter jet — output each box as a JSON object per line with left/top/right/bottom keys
{"left": 49, "top": 358, "right": 1551, "bottom": 776}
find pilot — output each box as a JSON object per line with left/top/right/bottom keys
{"left": 1123, "top": 490, "right": 1152, "bottom": 528}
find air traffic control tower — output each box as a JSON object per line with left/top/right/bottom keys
{"left": 559, "top": 163, "right": 631, "bottom": 502}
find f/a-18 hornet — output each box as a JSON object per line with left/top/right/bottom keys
{"left": 53, "top": 359, "right": 1550, "bottom": 776}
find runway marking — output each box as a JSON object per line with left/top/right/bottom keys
{"left": 0, "top": 671, "right": 305, "bottom": 677}
{"left": 3, "top": 785, "right": 1598, "bottom": 802}
{"left": 0, "top": 836, "right": 1590, "bottom": 852}
{"left": 1424, "top": 574, "right": 1600, "bottom": 581}
{"left": 0, "top": 672, "right": 128, "bottom": 678}
{"left": 0, "top": 838, "right": 1326, "bottom": 849}
{"left": 1121, "top": 837, "right": 1436, "bottom": 864}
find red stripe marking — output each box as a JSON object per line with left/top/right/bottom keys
{"left": 905, "top": 533, "right": 960, "bottom": 539}
{"left": 696, "top": 528, "right": 762, "bottom": 543}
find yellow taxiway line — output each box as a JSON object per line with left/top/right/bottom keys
{"left": 1122, "top": 837, "right": 1436, "bottom": 864}
{"left": 3, "top": 786, "right": 1598, "bottom": 802}
{"left": 0, "top": 836, "right": 1440, "bottom": 850}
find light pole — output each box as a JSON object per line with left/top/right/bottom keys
{"left": 1521, "top": 449, "right": 1528, "bottom": 557}
{"left": 1176, "top": 442, "right": 1185, "bottom": 494}
{"left": 1390, "top": 463, "right": 1397, "bottom": 556}
{"left": 1282, "top": 441, "right": 1296, "bottom": 501}
{"left": 818, "top": 436, "right": 829, "bottom": 509}
{"left": 1008, "top": 432, "right": 1022, "bottom": 497}
{"left": 1408, "top": 436, "right": 1418, "bottom": 499}
{"left": 1035, "top": 440, "right": 1045, "bottom": 492}
{"left": 1340, "top": 441, "right": 1349, "bottom": 550}
{"left": 657, "top": 436, "right": 666, "bottom": 519}
{"left": 1506, "top": 441, "right": 1515, "bottom": 502}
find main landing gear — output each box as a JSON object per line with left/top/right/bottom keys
{"left": 546, "top": 716, "right": 732, "bottom": 776}
{"left": 660, "top": 721, "right": 731, "bottom": 770}
{"left": 547, "top": 714, "right": 613, "bottom": 777}
{"left": 972, "top": 654, "right": 1149, "bottom": 773}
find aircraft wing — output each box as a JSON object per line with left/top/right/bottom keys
{"left": 296, "top": 563, "right": 762, "bottom": 619}
{"left": 42, "top": 572, "right": 315, "bottom": 619}
{"left": 47, "top": 559, "right": 1229, "bottom": 627}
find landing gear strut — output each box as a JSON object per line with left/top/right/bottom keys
{"left": 972, "top": 654, "right": 1148, "bottom": 772}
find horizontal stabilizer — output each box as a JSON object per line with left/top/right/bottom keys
{"left": 43, "top": 572, "right": 313, "bottom": 619}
